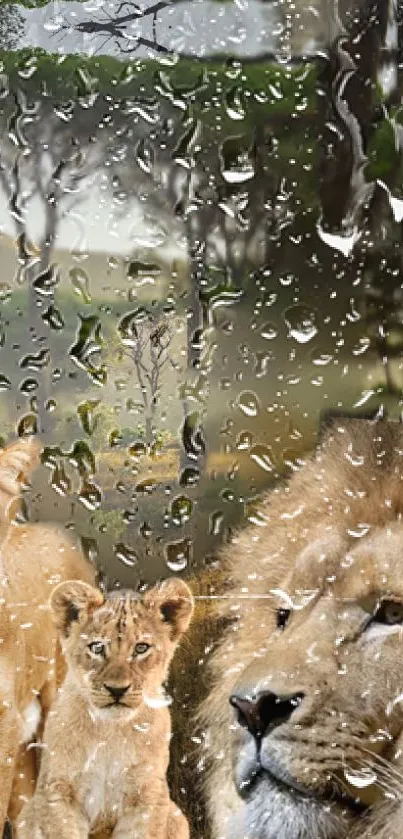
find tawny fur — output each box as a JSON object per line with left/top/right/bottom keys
{"left": 200, "top": 419, "right": 403, "bottom": 839}
{"left": 0, "top": 437, "right": 96, "bottom": 834}
{"left": 16, "top": 578, "right": 194, "bottom": 839}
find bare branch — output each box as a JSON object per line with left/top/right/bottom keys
{"left": 119, "top": 35, "right": 171, "bottom": 54}
{"left": 118, "top": 312, "right": 175, "bottom": 445}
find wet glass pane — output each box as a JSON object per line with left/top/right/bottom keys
{"left": 1, "top": 0, "right": 403, "bottom": 837}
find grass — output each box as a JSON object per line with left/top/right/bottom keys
{"left": 97, "top": 448, "right": 180, "bottom": 490}
{"left": 0, "top": 49, "right": 317, "bottom": 125}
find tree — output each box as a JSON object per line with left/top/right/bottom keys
{"left": 0, "top": 92, "right": 106, "bottom": 432}
{"left": 0, "top": 4, "right": 24, "bottom": 50}
{"left": 317, "top": 0, "right": 391, "bottom": 236}
{"left": 117, "top": 306, "right": 179, "bottom": 448}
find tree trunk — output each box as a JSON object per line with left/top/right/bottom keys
{"left": 317, "top": 0, "right": 389, "bottom": 232}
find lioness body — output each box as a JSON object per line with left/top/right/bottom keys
{"left": 0, "top": 439, "right": 95, "bottom": 832}
{"left": 201, "top": 420, "right": 403, "bottom": 839}
{"left": 17, "top": 579, "right": 193, "bottom": 839}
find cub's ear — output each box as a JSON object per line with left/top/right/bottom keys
{"left": 50, "top": 580, "right": 104, "bottom": 637}
{"left": 145, "top": 578, "right": 194, "bottom": 641}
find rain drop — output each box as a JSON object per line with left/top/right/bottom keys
{"left": 250, "top": 445, "right": 274, "bottom": 472}
{"left": 165, "top": 538, "right": 192, "bottom": 572}
{"left": 237, "top": 391, "right": 259, "bottom": 417}
{"left": 284, "top": 304, "right": 318, "bottom": 344}
{"left": 114, "top": 543, "right": 138, "bottom": 568}
{"left": 78, "top": 481, "right": 102, "bottom": 511}
{"left": 70, "top": 267, "right": 91, "bottom": 304}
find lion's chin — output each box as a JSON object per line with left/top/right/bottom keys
{"left": 228, "top": 771, "right": 352, "bottom": 839}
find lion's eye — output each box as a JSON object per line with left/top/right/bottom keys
{"left": 88, "top": 641, "right": 106, "bottom": 657}
{"left": 372, "top": 600, "right": 403, "bottom": 626}
{"left": 276, "top": 608, "right": 291, "bottom": 630}
{"left": 134, "top": 642, "right": 151, "bottom": 656}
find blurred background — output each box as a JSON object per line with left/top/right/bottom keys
{"left": 0, "top": 0, "right": 402, "bottom": 588}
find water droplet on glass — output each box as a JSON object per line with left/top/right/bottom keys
{"left": 236, "top": 431, "right": 252, "bottom": 450}
{"left": 118, "top": 308, "right": 149, "bottom": 347}
{"left": 353, "top": 390, "right": 375, "bottom": 408}
{"left": 237, "top": 391, "right": 259, "bottom": 417}
{"left": 17, "top": 413, "right": 37, "bottom": 437}
{"left": 77, "top": 400, "right": 100, "bottom": 436}
{"left": 173, "top": 116, "right": 200, "bottom": 168}
{"left": 136, "top": 478, "right": 156, "bottom": 494}
{"left": 210, "top": 511, "right": 224, "bottom": 536}
{"left": 78, "top": 481, "right": 102, "bottom": 511}
{"left": 179, "top": 467, "right": 200, "bottom": 487}
{"left": 260, "top": 323, "right": 277, "bottom": 340}
{"left": 70, "top": 441, "right": 96, "bottom": 478}
{"left": 0, "top": 283, "right": 12, "bottom": 302}
{"left": 182, "top": 412, "right": 205, "bottom": 461}
{"left": 140, "top": 521, "right": 152, "bottom": 538}
{"left": 51, "top": 464, "right": 71, "bottom": 497}
{"left": 0, "top": 374, "right": 11, "bottom": 392}
{"left": 250, "top": 445, "right": 274, "bottom": 472}
{"left": 33, "top": 265, "right": 60, "bottom": 297}
{"left": 42, "top": 305, "right": 64, "bottom": 331}
{"left": 126, "top": 260, "right": 161, "bottom": 286}
{"left": 352, "top": 338, "right": 371, "bottom": 356}
{"left": 19, "top": 349, "right": 50, "bottom": 371}
{"left": 69, "top": 316, "right": 106, "bottom": 386}
{"left": 346, "top": 523, "right": 370, "bottom": 539}
{"left": 165, "top": 538, "right": 192, "bottom": 572}
{"left": 311, "top": 350, "right": 333, "bottom": 366}
{"left": 129, "top": 441, "right": 147, "bottom": 459}
{"left": 114, "top": 543, "right": 138, "bottom": 567}
{"left": 171, "top": 495, "right": 193, "bottom": 526}
{"left": 343, "top": 766, "right": 377, "bottom": 789}
{"left": 344, "top": 450, "right": 365, "bottom": 467}
{"left": 284, "top": 304, "right": 318, "bottom": 344}
{"left": 136, "top": 137, "right": 154, "bottom": 175}
{"left": 70, "top": 267, "right": 91, "bottom": 304}
{"left": 220, "top": 135, "right": 255, "bottom": 184}
{"left": 225, "top": 86, "right": 245, "bottom": 121}
{"left": 109, "top": 429, "right": 122, "bottom": 448}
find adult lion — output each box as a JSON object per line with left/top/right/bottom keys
{"left": 0, "top": 437, "right": 95, "bottom": 834}
{"left": 200, "top": 419, "right": 403, "bottom": 839}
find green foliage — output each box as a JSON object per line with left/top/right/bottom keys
{"left": 0, "top": 48, "right": 316, "bottom": 121}
{"left": 367, "top": 115, "right": 401, "bottom": 180}
{"left": 0, "top": 4, "right": 23, "bottom": 49}
{"left": 90, "top": 507, "right": 126, "bottom": 540}
{"left": 89, "top": 403, "right": 119, "bottom": 451}
{"left": 132, "top": 425, "right": 175, "bottom": 447}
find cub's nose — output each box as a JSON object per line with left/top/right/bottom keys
{"left": 230, "top": 690, "right": 304, "bottom": 738}
{"left": 104, "top": 683, "right": 131, "bottom": 701}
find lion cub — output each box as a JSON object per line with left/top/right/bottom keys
{"left": 16, "top": 577, "right": 194, "bottom": 839}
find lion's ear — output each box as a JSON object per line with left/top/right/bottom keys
{"left": 144, "top": 579, "right": 194, "bottom": 641}
{"left": 50, "top": 580, "right": 104, "bottom": 637}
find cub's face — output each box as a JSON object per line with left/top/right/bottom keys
{"left": 51, "top": 579, "right": 193, "bottom": 716}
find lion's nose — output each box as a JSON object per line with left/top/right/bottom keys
{"left": 230, "top": 690, "right": 304, "bottom": 738}
{"left": 104, "top": 683, "right": 131, "bottom": 700}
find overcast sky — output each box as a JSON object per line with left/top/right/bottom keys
{"left": 21, "top": 0, "right": 283, "bottom": 58}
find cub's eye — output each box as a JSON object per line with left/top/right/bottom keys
{"left": 134, "top": 642, "right": 151, "bottom": 656}
{"left": 88, "top": 641, "right": 106, "bottom": 657}
{"left": 276, "top": 608, "right": 291, "bottom": 630}
{"left": 372, "top": 600, "right": 403, "bottom": 626}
